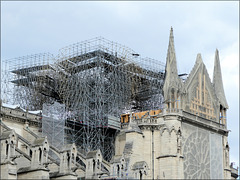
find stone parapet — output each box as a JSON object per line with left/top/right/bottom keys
{"left": 1, "top": 105, "right": 41, "bottom": 127}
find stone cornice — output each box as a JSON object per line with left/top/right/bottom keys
{"left": 182, "top": 111, "right": 228, "bottom": 135}
{"left": 132, "top": 109, "right": 228, "bottom": 136}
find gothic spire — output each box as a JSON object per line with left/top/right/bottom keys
{"left": 163, "top": 27, "right": 180, "bottom": 99}
{"left": 213, "top": 49, "right": 228, "bottom": 108}
{"left": 166, "top": 27, "right": 178, "bottom": 75}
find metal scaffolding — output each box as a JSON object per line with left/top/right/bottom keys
{"left": 2, "top": 37, "right": 165, "bottom": 161}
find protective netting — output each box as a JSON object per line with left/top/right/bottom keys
{"left": 42, "top": 102, "right": 65, "bottom": 149}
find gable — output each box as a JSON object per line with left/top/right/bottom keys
{"left": 184, "top": 56, "right": 219, "bottom": 121}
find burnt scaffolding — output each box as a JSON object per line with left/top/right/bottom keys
{"left": 2, "top": 37, "right": 165, "bottom": 161}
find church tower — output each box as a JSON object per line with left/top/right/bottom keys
{"left": 158, "top": 27, "right": 184, "bottom": 179}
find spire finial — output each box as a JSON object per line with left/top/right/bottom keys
{"left": 196, "top": 53, "right": 203, "bottom": 64}
{"left": 167, "top": 27, "right": 176, "bottom": 65}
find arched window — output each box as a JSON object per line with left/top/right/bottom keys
{"left": 93, "top": 159, "right": 96, "bottom": 172}
{"left": 6, "top": 144, "right": 9, "bottom": 157}
{"left": 171, "top": 88, "right": 175, "bottom": 109}
{"left": 30, "top": 149, "right": 32, "bottom": 158}
{"left": 67, "top": 153, "right": 70, "bottom": 168}
{"left": 39, "top": 148, "right": 42, "bottom": 163}
{"left": 117, "top": 164, "right": 120, "bottom": 176}
{"left": 140, "top": 170, "right": 143, "bottom": 180}
{"left": 72, "top": 153, "right": 74, "bottom": 162}
{"left": 97, "top": 159, "right": 100, "bottom": 169}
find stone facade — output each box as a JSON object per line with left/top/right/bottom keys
{"left": 0, "top": 28, "right": 238, "bottom": 179}
{"left": 111, "top": 28, "right": 238, "bottom": 179}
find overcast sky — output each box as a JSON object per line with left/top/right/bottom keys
{"left": 1, "top": 1, "right": 239, "bottom": 169}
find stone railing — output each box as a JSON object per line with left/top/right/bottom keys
{"left": 1, "top": 106, "right": 41, "bottom": 121}
{"left": 135, "top": 118, "right": 158, "bottom": 125}
{"left": 120, "top": 108, "right": 226, "bottom": 132}
{"left": 165, "top": 108, "right": 182, "bottom": 114}
{"left": 1, "top": 105, "right": 41, "bottom": 127}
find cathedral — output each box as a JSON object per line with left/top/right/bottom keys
{"left": 0, "top": 28, "right": 238, "bottom": 179}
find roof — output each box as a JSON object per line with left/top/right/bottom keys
{"left": 125, "top": 120, "right": 142, "bottom": 134}
{"left": 110, "top": 155, "right": 122, "bottom": 163}
{"left": 60, "top": 144, "right": 76, "bottom": 152}
{"left": 32, "top": 137, "right": 47, "bottom": 147}
{"left": 2, "top": 103, "right": 20, "bottom": 109}
{"left": 132, "top": 161, "right": 147, "bottom": 170}
{"left": 86, "top": 150, "right": 98, "bottom": 159}
{"left": 0, "top": 130, "right": 16, "bottom": 140}
{"left": 2, "top": 103, "right": 42, "bottom": 115}
{"left": 17, "top": 166, "right": 49, "bottom": 174}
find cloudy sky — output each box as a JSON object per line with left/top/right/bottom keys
{"left": 1, "top": 1, "right": 239, "bottom": 168}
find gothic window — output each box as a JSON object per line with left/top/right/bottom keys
{"left": 39, "top": 148, "right": 42, "bottom": 162}
{"left": 72, "top": 153, "right": 74, "bottom": 162}
{"left": 171, "top": 89, "right": 175, "bottom": 108}
{"left": 140, "top": 170, "right": 143, "bottom": 180}
{"left": 183, "top": 127, "right": 223, "bottom": 179}
{"left": 183, "top": 131, "right": 210, "bottom": 179}
{"left": 117, "top": 164, "right": 120, "bottom": 176}
{"left": 67, "top": 153, "right": 70, "bottom": 168}
{"left": 30, "top": 149, "right": 32, "bottom": 158}
{"left": 225, "top": 144, "right": 229, "bottom": 166}
{"left": 93, "top": 159, "right": 96, "bottom": 172}
{"left": 97, "top": 159, "right": 100, "bottom": 169}
{"left": 6, "top": 143, "right": 9, "bottom": 157}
